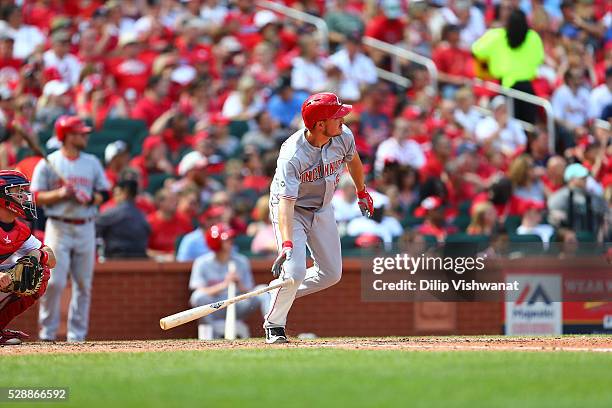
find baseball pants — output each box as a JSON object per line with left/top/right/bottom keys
{"left": 265, "top": 205, "right": 342, "bottom": 328}
{"left": 38, "top": 219, "right": 96, "bottom": 341}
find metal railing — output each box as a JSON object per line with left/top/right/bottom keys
{"left": 362, "top": 36, "right": 439, "bottom": 91}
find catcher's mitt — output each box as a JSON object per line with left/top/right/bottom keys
{"left": 0, "top": 255, "right": 44, "bottom": 296}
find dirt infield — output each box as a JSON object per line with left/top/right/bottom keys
{"left": 2, "top": 336, "right": 612, "bottom": 354}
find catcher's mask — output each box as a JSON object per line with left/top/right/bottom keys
{"left": 0, "top": 170, "right": 37, "bottom": 221}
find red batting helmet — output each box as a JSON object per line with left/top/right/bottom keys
{"left": 301, "top": 92, "right": 352, "bottom": 130}
{"left": 55, "top": 115, "right": 92, "bottom": 142}
{"left": 205, "top": 223, "right": 236, "bottom": 252}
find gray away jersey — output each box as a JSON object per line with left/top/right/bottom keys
{"left": 270, "top": 124, "right": 356, "bottom": 210}
{"left": 31, "top": 150, "right": 110, "bottom": 218}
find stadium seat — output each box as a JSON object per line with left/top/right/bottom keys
{"left": 504, "top": 215, "right": 522, "bottom": 232}
{"left": 575, "top": 231, "right": 596, "bottom": 243}
{"left": 234, "top": 234, "right": 254, "bottom": 252}
{"left": 340, "top": 235, "right": 357, "bottom": 249}
{"left": 452, "top": 214, "right": 471, "bottom": 232}
{"left": 146, "top": 173, "right": 174, "bottom": 195}
{"left": 509, "top": 233, "right": 543, "bottom": 243}
{"left": 228, "top": 120, "right": 250, "bottom": 139}
{"left": 401, "top": 215, "right": 424, "bottom": 228}
{"left": 458, "top": 200, "right": 472, "bottom": 216}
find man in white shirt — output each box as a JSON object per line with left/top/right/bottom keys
{"left": 291, "top": 34, "right": 328, "bottom": 94}
{"left": 454, "top": 87, "right": 482, "bottom": 136}
{"left": 0, "top": 5, "right": 45, "bottom": 59}
{"left": 438, "top": 0, "right": 485, "bottom": 48}
{"left": 551, "top": 69, "right": 591, "bottom": 131}
{"left": 475, "top": 96, "right": 527, "bottom": 156}
{"left": 375, "top": 117, "right": 426, "bottom": 174}
{"left": 328, "top": 33, "right": 378, "bottom": 101}
{"left": 589, "top": 67, "right": 612, "bottom": 120}
{"left": 43, "top": 31, "right": 82, "bottom": 87}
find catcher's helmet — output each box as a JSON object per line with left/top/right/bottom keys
{"left": 205, "top": 223, "right": 236, "bottom": 252}
{"left": 54, "top": 115, "right": 92, "bottom": 142}
{"left": 301, "top": 92, "right": 352, "bottom": 130}
{"left": 0, "top": 170, "right": 36, "bottom": 220}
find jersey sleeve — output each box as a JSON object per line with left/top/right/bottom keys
{"left": 341, "top": 125, "right": 356, "bottom": 163}
{"left": 275, "top": 158, "right": 299, "bottom": 200}
{"left": 30, "top": 159, "right": 51, "bottom": 192}
{"left": 189, "top": 256, "right": 208, "bottom": 290}
{"left": 19, "top": 234, "right": 43, "bottom": 253}
{"left": 93, "top": 158, "right": 111, "bottom": 191}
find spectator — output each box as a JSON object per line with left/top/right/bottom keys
{"left": 551, "top": 68, "right": 591, "bottom": 139}
{"left": 324, "top": 0, "right": 365, "bottom": 48}
{"left": 242, "top": 111, "right": 283, "bottom": 153}
{"left": 189, "top": 223, "right": 264, "bottom": 339}
{"left": 173, "top": 150, "right": 222, "bottom": 206}
{"left": 104, "top": 140, "right": 130, "bottom": 189}
{"left": 508, "top": 154, "right": 546, "bottom": 202}
{"left": 75, "top": 73, "right": 128, "bottom": 129}
{"left": 129, "top": 136, "right": 174, "bottom": 191}
{"left": 472, "top": 176, "right": 526, "bottom": 220}
{"left": 96, "top": 175, "right": 150, "bottom": 258}
{"left": 516, "top": 200, "right": 554, "bottom": 246}
{"left": 176, "top": 205, "right": 224, "bottom": 262}
{"left": 130, "top": 75, "right": 172, "bottom": 127}
{"left": 432, "top": 24, "right": 474, "bottom": 99}
{"left": 43, "top": 30, "right": 82, "bottom": 87}
{"left": 207, "top": 113, "right": 240, "bottom": 158}
{"left": 421, "top": 133, "right": 453, "bottom": 180}
{"left": 36, "top": 80, "right": 73, "bottom": 128}
{"left": 0, "top": 33, "right": 21, "bottom": 85}
{"left": 365, "top": 0, "right": 405, "bottom": 45}
{"left": 0, "top": 5, "right": 45, "bottom": 59}
{"left": 150, "top": 108, "right": 194, "bottom": 161}
{"left": 291, "top": 34, "right": 328, "bottom": 94}
{"left": 328, "top": 32, "right": 378, "bottom": 102}
{"left": 222, "top": 75, "right": 265, "bottom": 121}
{"left": 248, "top": 194, "right": 276, "bottom": 256}
{"left": 439, "top": 0, "right": 486, "bottom": 48}
{"left": 542, "top": 155, "right": 567, "bottom": 197}
{"left": 466, "top": 201, "right": 498, "bottom": 235}
{"left": 525, "top": 130, "right": 551, "bottom": 167}
{"left": 589, "top": 66, "right": 612, "bottom": 120}
{"left": 472, "top": 9, "right": 543, "bottom": 124}
{"left": 266, "top": 77, "right": 307, "bottom": 130}
{"left": 357, "top": 83, "right": 393, "bottom": 147}
{"left": 475, "top": 96, "right": 527, "bottom": 157}
{"left": 246, "top": 42, "right": 279, "bottom": 89}
{"left": 146, "top": 188, "right": 193, "bottom": 261}
{"left": 413, "top": 196, "right": 457, "bottom": 243}
{"left": 347, "top": 192, "right": 403, "bottom": 248}
{"left": 453, "top": 87, "right": 482, "bottom": 137}
{"left": 107, "top": 32, "right": 152, "bottom": 99}
{"left": 548, "top": 163, "right": 606, "bottom": 238}
{"left": 375, "top": 118, "right": 425, "bottom": 175}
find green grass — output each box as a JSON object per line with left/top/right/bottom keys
{"left": 1, "top": 349, "right": 611, "bottom": 408}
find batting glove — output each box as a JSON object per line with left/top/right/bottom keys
{"left": 357, "top": 188, "right": 374, "bottom": 218}
{"left": 271, "top": 241, "right": 293, "bottom": 279}
{"left": 74, "top": 190, "right": 92, "bottom": 205}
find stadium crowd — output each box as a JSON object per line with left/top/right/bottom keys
{"left": 0, "top": 0, "right": 610, "bottom": 264}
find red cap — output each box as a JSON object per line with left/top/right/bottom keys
{"left": 414, "top": 196, "right": 443, "bottom": 217}
{"left": 205, "top": 223, "right": 236, "bottom": 252}
{"left": 54, "top": 115, "right": 92, "bottom": 142}
{"left": 521, "top": 200, "right": 546, "bottom": 213}
{"left": 209, "top": 112, "right": 230, "bottom": 126}
{"left": 402, "top": 106, "right": 423, "bottom": 121}
{"left": 301, "top": 92, "right": 352, "bottom": 130}
{"left": 355, "top": 233, "right": 382, "bottom": 248}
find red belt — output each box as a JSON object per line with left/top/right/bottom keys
{"left": 49, "top": 216, "right": 93, "bottom": 225}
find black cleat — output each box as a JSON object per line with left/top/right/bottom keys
{"left": 265, "top": 327, "right": 288, "bottom": 344}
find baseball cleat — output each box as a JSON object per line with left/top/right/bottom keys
{"left": 265, "top": 327, "right": 288, "bottom": 344}
{"left": 0, "top": 329, "right": 29, "bottom": 345}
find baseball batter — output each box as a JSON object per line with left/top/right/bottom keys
{"left": 0, "top": 170, "right": 55, "bottom": 345}
{"left": 31, "top": 115, "right": 110, "bottom": 342}
{"left": 265, "top": 92, "right": 373, "bottom": 344}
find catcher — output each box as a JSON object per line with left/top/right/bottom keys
{"left": 0, "top": 170, "right": 55, "bottom": 345}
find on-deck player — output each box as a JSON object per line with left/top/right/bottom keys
{"left": 265, "top": 92, "right": 373, "bottom": 344}
{"left": 0, "top": 170, "right": 56, "bottom": 345}
{"left": 31, "top": 115, "right": 110, "bottom": 342}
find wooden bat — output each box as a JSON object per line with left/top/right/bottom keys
{"left": 224, "top": 262, "right": 237, "bottom": 340}
{"left": 18, "top": 126, "right": 66, "bottom": 183}
{"left": 160, "top": 278, "right": 295, "bottom": 330}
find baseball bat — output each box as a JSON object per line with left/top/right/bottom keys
{"left": 160, "top": 278, "right": 295, "bottom": 330}
{"left": 18, "top": 127, "right": 67, "bottom": 183}
{"left": 224, "top": 262, "right": 237, "bottom": 340}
